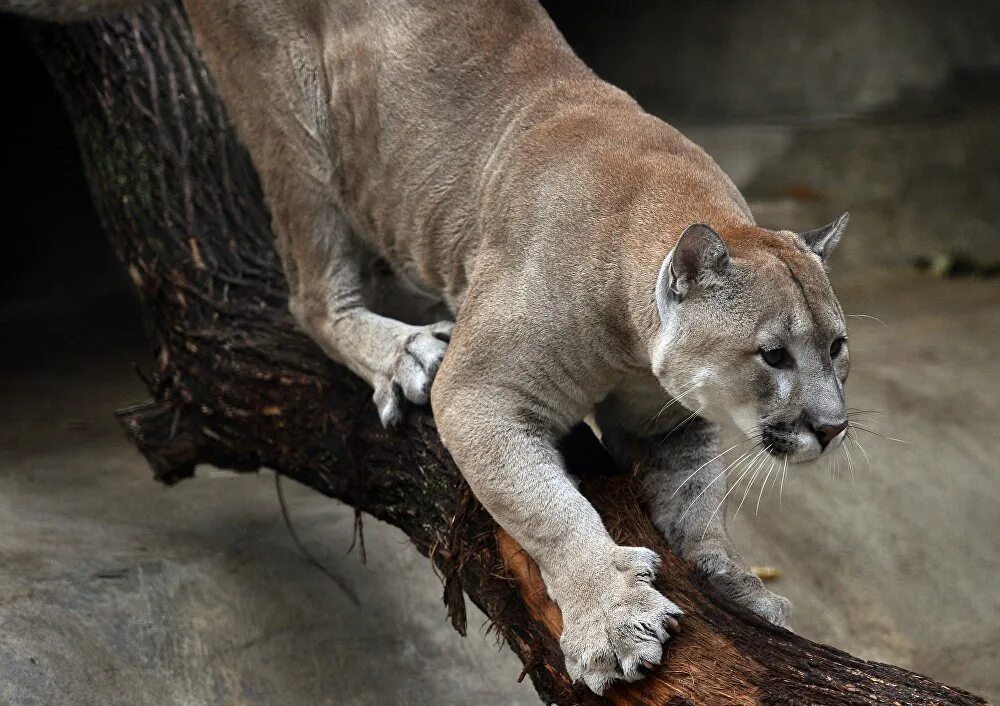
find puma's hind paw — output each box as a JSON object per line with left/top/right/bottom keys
{"left": 695, "top": 550, "right": 792, "bottom": 629}
{"left": 373, "top": 321, "right": 453, "bottom": 426}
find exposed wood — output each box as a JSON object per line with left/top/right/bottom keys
{"left": 25, "top": 3, "right": 992, "bottom": 704}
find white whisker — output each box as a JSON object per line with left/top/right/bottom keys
{"left": 779, "top": 454, "right": 788, "bottom": 508}
{"left": 847, "top": 407, "right": 891, "bottom": 416}
{"left": 842, "top": 438, "right": 855, "bottom": 485}
{"left": 850, "top": 433, "right": 873, "bottom": 473}
{"left": 846, "top": 313, "right": 887, "bottom": 326}
{"left": 660, "top": 405, "right": 705, "bottom": 444}
{"left": 732, "top": 447, "right": 771, "bottom": 527}
{"left": 699, "top": 445, "right": 767, "bottom": 540}
{"left": 650, "top": 382, "right": 700, "bottom": 424}
{"left": 852, "top": 425, "right": 911, "bottom": 444}
{"left": 680, "top": 444, "right": 760, "bottom": 523}
{"left": 755, "top": 457, "right": 776, "bottom": 516}
{"left": 669, "top": 437, "right": 756, "bottom": 500}
{"left": 763, "top": 453, "right": 782, "bottom": 501}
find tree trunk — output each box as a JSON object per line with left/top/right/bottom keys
{"left": 25, "top": 4, "right": 991, "bottom": 704}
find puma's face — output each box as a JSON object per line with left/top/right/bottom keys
{"left": 652, "top": 216, "right": 851, "bottom": 463}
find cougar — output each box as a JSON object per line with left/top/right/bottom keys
{"left": 7, "top": 0, "right": 854, "bottom": 693}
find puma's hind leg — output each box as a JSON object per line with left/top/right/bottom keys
{"left": 597, "top": 397, "right": 792, "bottom": 629}
{"left": 182, "top": 2, "right": 453, "bottom": 425}
{"left": 641, "top": 418, "right": 792, "bottom": 628}
{"left": 283, "top": 206, "right": 454, "bottom": 427}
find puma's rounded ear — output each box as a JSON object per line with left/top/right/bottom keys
{"left": 799, "top": 212, "right": 849, "bottom": 262}
{"left": 656, "top": 223, "right": 730, "bottom": 313}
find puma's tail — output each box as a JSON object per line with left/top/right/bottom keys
{"left": 0, "top": 0, "right": 145, "bottom": 22}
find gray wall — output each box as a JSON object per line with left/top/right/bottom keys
{"left": 544, "top": 0, "right": 1000, "bottom": 271}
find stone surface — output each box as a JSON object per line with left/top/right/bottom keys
{"left": 546, "top": 0, "right": 1000, "bottom": 123}
{"left": 0, "top": 307, "right": 535, "bottom": 705}
{"left": 683, "top": 106, "right": 1000, "bottom": 273}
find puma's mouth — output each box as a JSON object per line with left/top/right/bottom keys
{"left": 761, "top": 423, "right": 835, "bottom": 463}
{"left": 760, "top": 423, "right": 798, "bottom": 456}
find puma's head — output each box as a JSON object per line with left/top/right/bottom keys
{"left": 651, "top": 214, "right": 851, "bottom": 462}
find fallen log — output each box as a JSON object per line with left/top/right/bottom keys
{"left": 24, "top": 3, "right": 991, "bottom": 704}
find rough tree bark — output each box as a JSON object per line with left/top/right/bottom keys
{"left": 24, "top": 4, "right": 992, "bottom": 704}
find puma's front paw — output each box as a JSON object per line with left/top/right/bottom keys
{"left": 557, "top": 546, "right": 683, "bottom": 695}
{"left": 695, "top": 550, "right": 792, "bottom": 629}
{"left": 373, "top": 321, "right": 453, "bottom": 427}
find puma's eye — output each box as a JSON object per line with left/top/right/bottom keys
{"left": 759, "top": 347, "right": 792, "bottom": 369}
{"left": 830, "top": 337, "right": 847, "bottom": 357}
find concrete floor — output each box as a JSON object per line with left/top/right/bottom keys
{"left": 0, "top": 305, "right": 536, "bottom": 705}
{"left": 1, "top": 271, "right": 997, "bottom": 705}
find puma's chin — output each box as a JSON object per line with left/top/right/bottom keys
{"left": 788, "top": 447, "right": 822, "bottom": 464}
{"left": 786, "top": 429, "right": 848, "bottom": 464}
{"left": 761, "top": 428, "right": 835, "bottom": 463}
{"left": 765, "top": 443, "right": 819, "bottom": 464}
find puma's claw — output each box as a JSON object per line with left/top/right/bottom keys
{"left": 558, "top": 546, "right": 683, "bottom": 694}
{"left": 373, "top": 321, "right": 453, "bottom": 426}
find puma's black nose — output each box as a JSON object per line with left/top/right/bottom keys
{"left": 812, "top": 420, "right": 848, "bottom": 448}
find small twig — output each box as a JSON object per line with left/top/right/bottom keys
{"left": 348, "top": 507, "right": 367, "bottom": 564}
{"left": 130, "top": 362, "right": 156, "bottom": 396}
{"left": 275, "top": 473, "right": 360, "bottom": 606}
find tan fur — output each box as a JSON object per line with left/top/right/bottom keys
{"left": 175, "top": 0, "right": 852, "bottom": 693}
{"left": 3, "top": 0, "right": 852, "bottom": 692}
